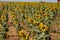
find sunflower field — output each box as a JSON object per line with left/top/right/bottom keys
{"left": 0, "top": 2, "right": 60, "bottom": 40}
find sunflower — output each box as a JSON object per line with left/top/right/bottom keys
{"left": 45, "top": 8, "right": 48, "bottom": 11}
{"left": 28, "top": 18, "right": 33, "bottom": 23}
{"left": 42, "top": 25, "right": 48, "bottom": 32}
{"left": 11, "top": 12, "right": 16, "bottom": 19}
{"left": 1, "top": 15, "right": 6, "bottom": 21}
{"left": 40, "top": 11, "right": 43, "bottom": 14}
{"left": 33, "top": 15, "right": 36, "bottom": 18}
{"left": 18, "top": 30, "right": 24, "bottom": 37}
{"left": 34, "top": 15, "right": 37, "bottom": 18}
{"left": 33, "top": 20, "right": 37, "bottom": 25}
{"left": 39, "top": 23, "right": 48, "bottom": 32}
{"left": 20, "top": 9, "right": 23, "bottom": 14}
{"left": 18, "top": 30, "right": 29, "bottom": 39}
{"left": 25, "top": 14, "right": 28, "bottom": 19}
{"left": 42, "top": 27, "right": 48, "bottom": 32}
{"left": 11, "top": 12, "right": 15, "bottom": 15}
{"left": 13, "top": 20, "right": 18, "bottom": 25}
{"left": 43, "top": 13, "right": 50, "bottom": 18}
{"left": 36, "top": 15, "right": 40, "bottom": 18}
{"left": 37, "top": 11, "right": 40, "bottom": 14}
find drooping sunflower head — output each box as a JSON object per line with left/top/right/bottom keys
{"left": 40, "top": 16, "right": 43, "bottom": 20}
{"left": 39, "top": 22, "right": 44, "bottom": 27}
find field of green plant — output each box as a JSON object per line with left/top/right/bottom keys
{"left": 0, "top": 2, "right": 60, "bottom": 40}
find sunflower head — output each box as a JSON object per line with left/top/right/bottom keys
{"left": 37, "top": 11, "right": 40, "bottom": 14}
{"left": 36, "top": 15, "right": 39, "bottom": 18}
{"left": 40, "top": 16, "right": 43, "bottom": 20}
{"left": 18, "top": 30, "right": 29, "bottom": 39}
{"left": 39, "top": 23, "right": 48, "bottom": 32}
{"left": 1, "top": 15, "right": 6, "bottom": 21}
{"left": 11, "top": 13, "right": 16, "bottom": 19}
{"left": 20, "top": 9, "right": 23, "bottom": 14}
{"left": 33, "top": 20, "right": 37, "bottom": 25}
{"left": 13, "top": 20, "right": 18, "bottom": 25}
{"left": 28, "top": 18, "right": 33, "bottom": 23}
{"left": 18, "top": 30, "right": 24, "bottom": 37}
{"left": 39, "top": 22, "right": 44, "bottom": 27}
{"left": 25, "top": 14, "right": 29, "bottom": 19}
{"left": 11, "top": 12, "right": 15, "bottom": 15}
{"left": 42, "top": 25, "right": 48, "bottom": 32}
{"left": 43, "top": 13, "right": 50, "bottom": 18}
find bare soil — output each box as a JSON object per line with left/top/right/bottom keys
{"left": 50, "top": 16, "right": 60, "bottom": 40}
